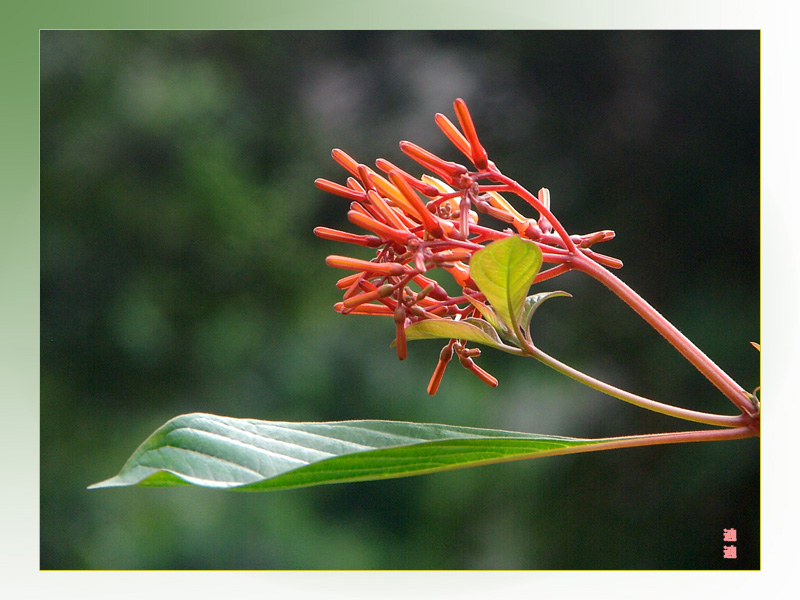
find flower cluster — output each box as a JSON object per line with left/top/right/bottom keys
{"left": 315, "top": 98, "right": 620, "bottom": 394}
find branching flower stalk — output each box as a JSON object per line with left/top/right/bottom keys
{"left": 314, "top": 98, "right": 759, "bottom": 448}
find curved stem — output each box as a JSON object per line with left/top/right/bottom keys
{"left": 534, "top": 426, "right": 757, "bottom": 456}
{"left": 522, "top": 342, "right": 748, "bottom": 428}
{"left": 488, "top": 171, "right": 577, "bottom": 253}
{"left": 470, "top": 426, "right": 757, "bottom": 473}
{"left": 569, "top": 251, "right": 757, "bottom": 419}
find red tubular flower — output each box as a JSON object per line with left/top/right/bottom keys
{"left": 387, "top": 170, "right": 444, "bottom": 237}
{"left": 411, "top": 274, "right": 450, "bottom": 301}
{"left": 357, "top": 164, "right": 377, "bottom": 193}
{"left": 365, "top": 189, "right": 410, "bottom": 232}
{"left": 331, "top": 148, "right": 362, "bottom": 177}
{"left": 316, "top": 97, "right": 621, "bottom": 393}
{"left": 430, "top": 248, "right": 473, "bottom": 264}
{"left": 461, "top": 358, "right": 498, "bottom": 388}
{"left": 375, "top": 158, "right": 441, "bottom": 197}
{"left": 346, "top": 177, "right": 366, "bottom": 193}
{"left": 315, "top": 178, "right": 366, "bottom": 202}
{"left": 334, "top": 302, "right": 394, "bottom": 316}
{"left": 335, "top": 272, "right": 363, "bottom": 289}
{"left": 313, "top": 226, "right": 382, "bottom": 248}
{"left": 399, "top": 141, "right": 468, "bottom": 186}
{"left": 342, "top": 283, "right": 395, "bottom": 310}
{"left": 325, "top": 255, "right": 409, "bottom": 277}
{"left": 453, "top": 98, "right": 489, "bottom": 170}
{"left": 364, "top": 169, "right": 421, "bottom": 219}
{"left": 434, "top": 112, "right": 473, "bottom": 160}
{"left": 427, "top": 341, "right": 455, "bottom": 395}
{"left": 347, "top": 210, "right": 415, "bottom": 247}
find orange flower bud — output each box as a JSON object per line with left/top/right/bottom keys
{"left": 434, "top": 112, "right": 472, "bottom": 159}
{"left": 361, "top": 171, "right": 414, "bottom": 215}
{"left": 341, "top": 283, "right": 395, "bottom": 310}
{"left": 453, "top": 98, "right": 488, "bottom": 170}
{"left": 334, "top": 302, "right": 393, "bottom": 316}
{"left": 347, "top": 210, "right": 415, "bottom": 246}
{"left": 375, "top": 158, "right": 441, "bottom": 197}
{"left": 346, "top": 177, "right": 366, "bottom": 193}
{"left": 357, "top": 164, "right": 376, "bottom": 192}
{"left": 431, "top": 249, "right": 473, "bottom": 264}
{"left": 331, "top": 148, "right": 361, "bottom": 178}
{"left": 399, "top": 141, "right": 468, "bottom": 185}
{"left": 427, "top": 342, "right": 455, "bottom": 395}
{"left": 365, "top": 189, "right": 410, "bottom": 232}
{"left": 335, "top": 272, "right": 362, "bottom": 289}
{"left": 314, "top": 226, "right": 382, "bottom": 248}
{"left": 388, "top": 170, "right": 444, "bottom": 238}
{"left": 411, "top": 274, "right": 450, "bottom": 300}
{"left": 315, "top": 178, "right": 366, "bottom": 202}
{"left": 444, "top": 260, "right": 471, "bottom": 288}
{"left": 326, "top": 255, "right": 408, "bottom": 276}
{"left": 458, "top": 354, "right": 498, "bottom": 387}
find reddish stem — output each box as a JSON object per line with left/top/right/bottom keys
{"left": 488, "top": 171, "right": 577, "bottom": 253}
{"left": 529, "top": 426, "right": 757, "bottom": 459}
{"left": 569, "top": 251, "right": 758, "bottom": 425}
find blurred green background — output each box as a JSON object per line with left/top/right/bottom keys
{"left": 41, "top": 30, "right": 759, "bottom": 569}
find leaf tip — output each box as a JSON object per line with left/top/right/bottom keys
{"left": 87, "top": 477, "right": 119, "bottom": 490}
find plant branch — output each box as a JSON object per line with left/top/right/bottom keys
{"left": 488, "top": 171, "right": 578, "bottom": 253}
{"left": 521, "top": 341, "right": 749, "bottom": 428}
{"left": 568, "top": 250, "right": 758, "bottom": 423}
{"left": 510, "top": 426, "right": 757, "bottom": 461}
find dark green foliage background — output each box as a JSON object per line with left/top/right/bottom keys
{"left": 41, "top": 30, "right": 759, "bottom": 569}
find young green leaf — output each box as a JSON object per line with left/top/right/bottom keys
{"left": 89, "top": 413, "right": 605, "bottom": 492}
{"left": 520, "top": 291, "right": 572, "bottom": 334}
{"left": 404, "top": 318, "right": 518, "bottom": 352}
{"left": 464, "top": 295, "right": 508, "bottom": 337}
{"left": 469, "top": 235, "right": 543, "bottom": 334}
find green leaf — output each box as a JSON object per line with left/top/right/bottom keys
{"left": 469, "top": 235, "right": 543, "bottom": 333}
{"left": 404, "top": 317, "right": 517, "bottom": 351}
{"left": 464, "top": 295, "right": 507, "bottom": 335}
{"left": 89, "top": 413, "right": 605, "bottom": 491}
{"left": 520, "top": 291, "right": 572, "bottom": 333}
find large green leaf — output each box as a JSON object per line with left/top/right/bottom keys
{"left": 469, "top": 235, "right": 543, "bottom": 333}
{"left": 89, "top": 413, "right": 605, "bottom": 491}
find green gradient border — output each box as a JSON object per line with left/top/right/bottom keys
{"left": 4, "top": 0, "right": 781, "bottom": 597}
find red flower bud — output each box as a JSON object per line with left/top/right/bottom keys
{"left": 434, "top": 112, "right": 472, "bottom": 159}
{"left": 326, "top": 255, "right": 409, "bottom": 276}
{"left": 347, "top": 210, "right": 415, "bottom": 246}
{"left": 388, "top": 170, "right": 444, "bottom": 238}
{"left": 427, "top": 341, "right": 455, "bottom": 395}
{"left": 315, "top": 178, "right": 367, "bottom": 202}
{"left": 314, "top": 226, "right": 382, "bottom": 248}
{"left": 453, "top": 98, "right": 488, "bottom": 170}
{"left": 331, "top": 148, "right": 361, "bottom": 178}
{"left": 375, "top": 158, "right": 441, "bottom": 197}
{"left": 399, "top": 141, "right": 468, "bottom": 185}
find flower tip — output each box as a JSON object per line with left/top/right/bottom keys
{"left": 452, "top": 98, "right": 488, "bottom": 170}
{"left": 537, "top": 188, "right": 551, "bottom": 209}
{"left": 331, "top": 148, "right": 361, "bottom": 177}
{"left": 427, "top": 343, "right": 454, "bottom": 395}
{"left": 399, "top": 141, "right": 468, "bottom": 182}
